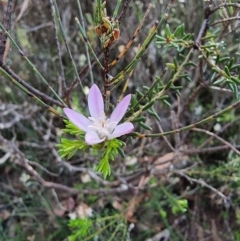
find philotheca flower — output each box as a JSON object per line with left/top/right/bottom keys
{"left": 63, "top": 84, "right": 134, "bottom": 145}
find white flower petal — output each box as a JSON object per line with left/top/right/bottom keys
{"left": 64, "top": 108, "right": 91, "bottom": 132}
{"left": 109, "top": 122, "right": 134, "bottom": 139}
{"left": 85, "top": 131, "right": 105, "bottom": 145}
{"left": 88, "top": 84, "right": 104, "bottom": 119}
{"left": 110, "top": 94, "right": 131, "bottom": 124}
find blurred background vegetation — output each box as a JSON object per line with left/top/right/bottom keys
{"left": 1, "top": 0, "right": 240, "bottom": 240}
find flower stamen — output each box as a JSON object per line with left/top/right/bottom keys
{"left": 88, "top": 112, "right": 118, "bottom": 140}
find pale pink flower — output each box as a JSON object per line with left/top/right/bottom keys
{"left": 64, "top": 84, "right": 134, "bottom": 145}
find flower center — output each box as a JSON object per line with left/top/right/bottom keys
{"left": 88, "top": 112, "right": 117, "bottom": 139}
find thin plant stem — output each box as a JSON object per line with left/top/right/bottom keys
{"left": 49, "top": 0, "right": 67, "bottom": 96}
{"left": 82, "top": 218, "right": 119, "bottom": 241}
{"left": 126, "top": 48, "right": 194, "bottom": 122}
{"left": 117, "top": 0, "right": 132, "bottom": 22}
{"left": 192, "top": 127, "right": 240, "bottom": 156}
{"left": 109, "top": 1, "right": 172, "bottom": 87}
{"left": 109, "top": 21, "right": 159, "bottom": 87}
{"left": 0, "top": 64, "right": 64, "bottom": 107}
{"left": 0, "top": 0, "right": 13, "bottom": 62}
{"left": 52, "top": 0, "right": 84, "bottom": 96}
{"left": 0, "top": 66, "right": 65, "bottom": 118}
{"left": 108, "top": 223, "right": 125, "bottom": 241}
{"left": 108, "top": 3, "right": 152, "bottom": 69}
{"left": 76, "top": 0, "right": 94, "bottom": 85}
{"left": 96, "top": 0, "right": 102, "bottom": 25}
{"left": 0, "top": 22, "right": 67, "bottom": 107}
{"left": 113, "top": 0, "right": 122, "bottom": 19}
{"left": 139, "top": 99, "right": 240, "bottom": 138}
{"left": 128, "top": 67, "right": 167, "bottom": 112}
{"left": 75, "top": 17, "right": 104, "bottom": 70}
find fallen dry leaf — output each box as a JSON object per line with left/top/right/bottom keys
{"left": 154, "top": 152, "right": 175, "bottom": 169}
{"left": 15, "top": 0, "right": 30, "bottom": 24}
{"left": 27, "top": 235, "right": 35, "bottom": 241}
{"left": 3, "top": 38, "right": 10, "bottom": 62}
{"left": 71, "top": 203, "right": 93, "bottom": 219}
{"left": 0, "top": 209, "right": 11, "bottom": 220}
{"left": 112, "top": 200, "right": 122, "bottom": 211}
{"left": 211, "top": 219, "right": 221, "bottom": 241}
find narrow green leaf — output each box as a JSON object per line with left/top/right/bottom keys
{"left": 142, "top": 100, "right": 155, "bottom": 111}
{"left": 155, "top": 35, "right": 166, "bottom": 42}
{"left": 213, "top": 77, "right": 225, "bottom": 85}
{"left": 163, "top": 99, "right": 171, "bottom": 107}
{"left": 173, "top": 24, "right": 184, "bottom": 38}
{"left": 231, "top": 76, "right": 240, "bottom": 85}
{"left": 166, "top": 63, "right": 176, "bottom": 70}
{"left": 136, "top": 89, "right": 144, "bottom": 98}
{"left": 132, "top": 116, "right": 146, "bottom": 123}
{"left": 219, "top": 57, "right": 230, "bottom": 63}
{"left": 224, "top": 66, "right": 231, "bottom": 77}
{"left": 139, "top": 122, "right": 152, "bottom": 131}
{"left": 165, "top": 24, "right": 171, "bottom": 38}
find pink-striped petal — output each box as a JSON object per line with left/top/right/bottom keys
{"left": 108, "top": 122, "right": 134, "bottom": 139}
{"left": 85, "top": 131, "right": 105, "bottom": 145}
{"left": 110, "top": 94, "right": 131, "bottom": 124}
{"left": 63, "top": 108, "right": 91, "bottom": 132}
{"left": 88, "top": 84, "right": 104, "bottom": 119}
